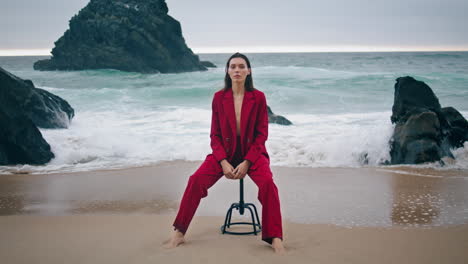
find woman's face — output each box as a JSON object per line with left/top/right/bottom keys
{"left": 227, "top": 57, "right": 251, "bottom": 84}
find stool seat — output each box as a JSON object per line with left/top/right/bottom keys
{"left": 220, "top": 178, "right": 261, "bottom": 235}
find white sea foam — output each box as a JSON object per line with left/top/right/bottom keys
{"left": 268, "top": 111, "right": 394, "bottom": 167}
{"left": 0, "top": 108, "right": 454, "bottom": 174}
{"left": 1, "top": 108, "right": 467, "bottom": 174}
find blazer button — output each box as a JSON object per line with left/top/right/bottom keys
{"left": 247, "top": 138, "right": 250, "bottom": 142}
{"left": 226, "top": 137, "right": 230, "bottom": 142}
{"left": 226, "top": 148, "right": 230, "bottom": 152}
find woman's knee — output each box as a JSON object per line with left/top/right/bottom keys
{"left": 257, "top": 179, "right": 279, "bottom": 203}
{"left": 258, "top": 177, "right": 276, "bottom": 192}
{"left": 187, "top": 173, "right": 209, "bottom": 197}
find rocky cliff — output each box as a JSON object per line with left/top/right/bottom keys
{"left": 34, "top": 0, "right": 208, "bottom": 73}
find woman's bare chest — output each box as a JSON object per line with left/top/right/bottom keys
{"left": 233, "top": 96, "right": 243, "bottom": 134}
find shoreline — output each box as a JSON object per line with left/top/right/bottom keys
{"left": 1, "top": 161, "right": 467, "bottom": 227}
{"left": 3, "top": 159, "right": 468, "bottom": 176}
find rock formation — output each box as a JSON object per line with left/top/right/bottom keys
{"left": 200, "top": 61, "right": 216, "bottom": 68}
{"left": 0, "top": 109, "right": 54, "bottom": 165}
{"left": 34, "top": 0, "right": 210, "bottom": 73}
{"left": 0, "top": 67, "right": 74, "bottom": 129}
{"left": 0, "top": 67, "right": 75, "bottom": 165}
{"left": 389, "top": 76, "right": 467, "bottom": 164}
{"left": 441, "top": 107, "right": 468, "bottom": 148}
{"left": 267, "top": 106, "right": 292, "bottom": 125}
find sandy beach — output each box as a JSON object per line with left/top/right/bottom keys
{"left": 1, "top": 162, "right": 468, "bottom": 263}
{"left": 2, "top": 0, "right": 468, "bottom": 261}
{"left": 1, "top": 215, "right": 467, "bottom": 264}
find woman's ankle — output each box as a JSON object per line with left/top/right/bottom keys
{"left": 272, "top": 237, "right": 283, "bottom": 244}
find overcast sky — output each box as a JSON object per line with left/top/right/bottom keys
{"left": 1, "top": 0, "right": 467, "bottom": 54}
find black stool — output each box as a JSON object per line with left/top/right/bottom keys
{"left": 220, "top": 178, "right": 261, "bottom": 235}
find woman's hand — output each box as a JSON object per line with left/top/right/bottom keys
{"left": 232, "top": 160, "right": 251, "bottom": 179}
{"left": 220, "top": 159, "right": 236, "bottom": 179}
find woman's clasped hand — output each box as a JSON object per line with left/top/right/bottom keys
{"left": 220, "top": 159, "right": 251, "bottom": 179}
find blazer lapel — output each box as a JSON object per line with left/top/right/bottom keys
{"left": 240, "top": 91, "right": 255, "bottom": 138}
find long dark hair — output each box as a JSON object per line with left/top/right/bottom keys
{"left": 223, "top": 52, "right": 255, "bottom": 91}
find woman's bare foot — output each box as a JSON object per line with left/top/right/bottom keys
{"left": 163, "top": 230, "right": 185, "bottom": 249}
{"left": 272, "top": 237, "right": 286, "bottom": 255}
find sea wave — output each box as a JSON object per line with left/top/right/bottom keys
{"left": 1, "top": 53, "right": 468, "bottom": 174}
{"left": 1, "top": 109, "right": 466, "bottom": 175}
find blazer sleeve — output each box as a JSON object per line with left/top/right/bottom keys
{"left": 210, "top": 94, "right": 227, "bottom": 162}
{"left": 244, "top": 92, "right": 268, "bottom": 164}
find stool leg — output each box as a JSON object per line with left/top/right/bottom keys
{"left": 245, "top": 206, "right": 258, "bottom": 234}
{"left": 226, "top": 207, "right": 233, "bottom": 228}
{"left": 227, "top": 203, "right": 237, "bottom": 228}
{"left": 223, "top": 206, "right": 234, "bottom": 233}
{"left": 251, "top": 204, "right": 262, "bottom": 230}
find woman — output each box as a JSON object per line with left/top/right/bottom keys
{"left": 165, "top": 53, "right": 285, "bottom": 254}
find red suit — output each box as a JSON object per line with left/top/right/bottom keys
{"left": 173, "top": 88, "right": 283, "bottom": 244}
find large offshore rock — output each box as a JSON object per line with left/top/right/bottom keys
{"left": 389, "top": 76, "right": 467, "bottom": 164}
{"left": 0, "top": 67, "right": 74, "bottom": 165}
{"left": 33, "top": 0, "right": 210, "bottom": 73}
{"left": 200, "top": 61, "right": 216, "bottom": 68}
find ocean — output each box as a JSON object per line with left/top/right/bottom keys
{"left": 1, "top": 52, "right": 467, "bottom": 174}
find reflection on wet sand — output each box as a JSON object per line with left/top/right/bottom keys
{"left": 386, "top": 166, "right": 468, "bottom": 226}
{"left": 391, "top": 176, "right": 441, "bottom": 225}
{"left": 70, "top": 199, "right": 178, "bottom": 214}
{"left": 0, "top": 195, "right": 26, "bottom": 215}
{"left": 0, "top": 162, "right": 467, "bottom": 228}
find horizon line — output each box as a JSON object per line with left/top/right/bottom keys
{"left": 1, "top": 46, "right": 468, "bottom": 56}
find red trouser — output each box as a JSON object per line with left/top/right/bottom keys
{"left": 173, "top": 139, "right": 283, "bottom": 244}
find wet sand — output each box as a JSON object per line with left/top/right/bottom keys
{"left": 1, "top": 162, "right": 467, "bottom": 227}
{"left": 1, "top": 162, "right": 468, "bottom": 263}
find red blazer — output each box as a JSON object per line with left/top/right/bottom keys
{"left": 210, "top": 87, "right": 269, "bottom": 164}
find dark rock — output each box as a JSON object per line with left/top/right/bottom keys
{"left": 28, "top": 88, "right": 75, "bottom": 128}
{"left": 0, "top": 67, "right": 75, "bottom": 165}
{"left": 0, "top": 67, "right": 74, "bottom": 129}
{"left": 357, "top": 152, "right": 369, "bottom": 165}
{"left": 390, "top": 111, "right": 448, "bottom": 164}
{"left": 33, "top": 0, "right": 214, "bottom": 73}
{"left": 391, "top": 76, "right": 441, "bottom": 124}
{"left": 441, "top": 107, "right": 468, "bottom": 148}
{"left": 200, "top": 61, "right": 216, "bottom": 68}
{"left": 0, "top": 108, "right": 54, "bottom": 165}
{"left": 267, "top": 106, "right": 292, "bottom": 125}
{"left": 389, "top": 76, "right": 467, "bottom": 164}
